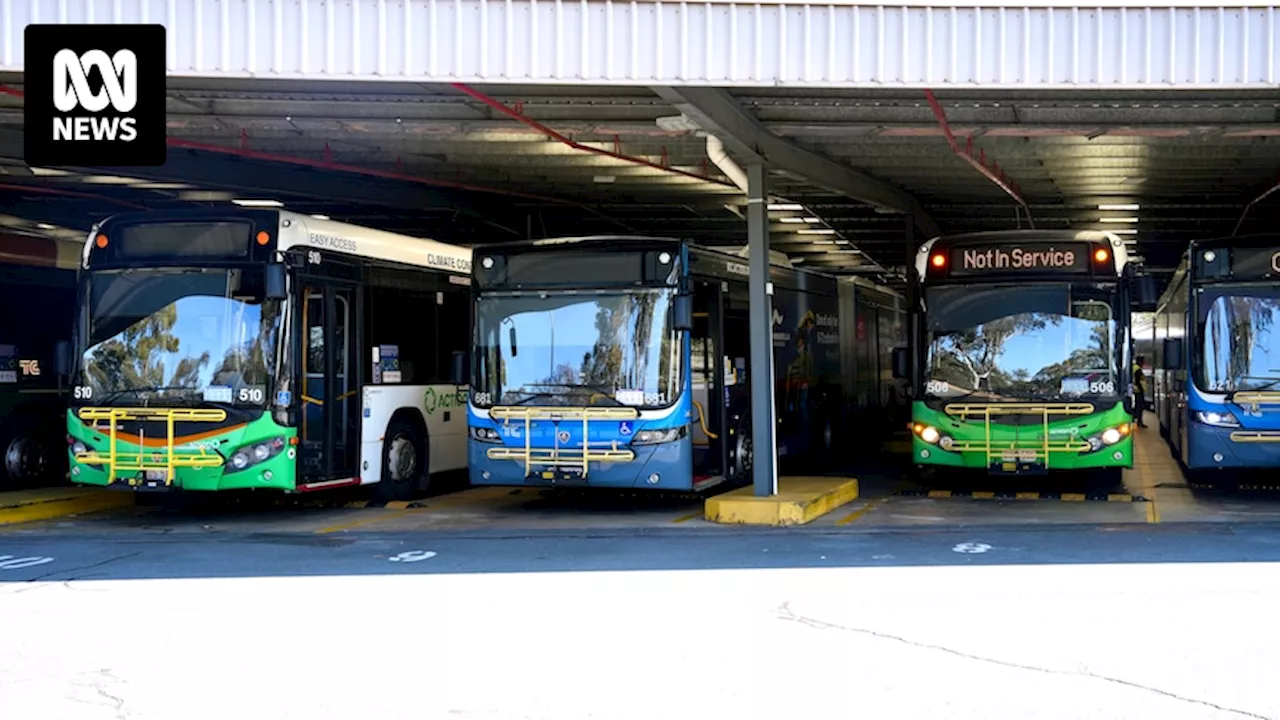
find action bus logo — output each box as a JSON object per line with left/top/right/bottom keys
{"left": 23, "top": 23, "right": 167, "bottom": 167}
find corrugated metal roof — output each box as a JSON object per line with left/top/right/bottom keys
{"left": 2, "top": 0, "right": 1279, "bottom": 88}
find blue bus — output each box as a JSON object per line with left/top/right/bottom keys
{"left": 464, "top": 236, "right": 904, "bottom": 491}
{"left": 1153, "top": 233, "right": 1280, "bottom": 481}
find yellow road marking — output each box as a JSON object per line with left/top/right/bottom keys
{"left": 1061, "top": 493, "right": 1086, "bottom": 502}
{"left": 1108, "top": 493, "right": 1133, "bottom": 502}
{"left": 834, "top": 500, "right": 884, "bottom": 525}
{"left": 1146, "top": 498, "right": 1161, "bottom": 524}
{"left": 1015, "top": 492, "right": 1040, "bottom": 500}
{"left": 971, "top": 491, "right": 996, "bottom": 499}
{"left": 671, "top": 511, "right": 703, "bottom": 524}
{"left": 927, "top": 490, "right": 951, "bottom": 498}
{"left": 314, "top": 509, "right": 412, "bottom": 534}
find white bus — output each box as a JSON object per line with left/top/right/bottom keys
{"left": 61, "top": 208, "right": 472, "bottom": 501}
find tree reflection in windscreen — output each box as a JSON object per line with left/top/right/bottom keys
{"left": 476, "top": 289, "right": 679, "bottom": 407}
{"left": 925, "top": 284, "right": 1116, "bottom": 400}
{"left": 1201, "top": 293, "right": 1280, "bottom": 392}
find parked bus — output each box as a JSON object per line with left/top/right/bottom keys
{"left": 0, "top": 232, "right": 80, "bottom": 490}
{"left": 61, "top": 209, "right": 472, "bottom": 500}
{"left": 896, "top": 230, "right": 1150, "bottom": 484}
{"left": 1153, "top": 233, "right": 1280, "bottom": 482}
{"left": 465, "top": 235, "right": 904, "bottom": 492}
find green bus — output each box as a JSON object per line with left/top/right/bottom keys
{"left": 61, "top": 208, "right": 472, "bottom": 500}
{"left": 895, "top": 230, "right": 1151, "bottom": 484}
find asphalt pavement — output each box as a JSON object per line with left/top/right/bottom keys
{"left": 2, "top": 522, "right": 1279, "bottom": 720}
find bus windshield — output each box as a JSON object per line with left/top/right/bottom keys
{"left": 924, "top": 283, "right": 1118, "bottom": 401}
{"left": 1197, "top": 288, "right": 1280, "bottom": 393}
{"left": 473, "top": 289, "right": 682, "bottom": 409}
{"left": 76, "top": 267, "right": 282, "bottom": 407}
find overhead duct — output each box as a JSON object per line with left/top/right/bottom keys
{"left": 706, "top": 135, "right": 749, "bottom": 194}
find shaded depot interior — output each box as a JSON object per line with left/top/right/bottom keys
{"left": 3, "top": 78, "right": 1280, "bottom": 291}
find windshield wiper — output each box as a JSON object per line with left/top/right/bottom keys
{"left": 1226, "top": 376, "right": 1280, "bottom": 402}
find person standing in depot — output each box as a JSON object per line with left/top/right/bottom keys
{"left": 1132, "top": 356, "right": 1148, "bottom": 427}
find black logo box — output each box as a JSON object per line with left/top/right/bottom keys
{"left": 23, "top": 23, "right": 167, "bottom": 167}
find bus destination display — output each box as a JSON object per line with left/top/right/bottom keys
{"left": 948, "top": 242, "right": 1092, "bottom": 275}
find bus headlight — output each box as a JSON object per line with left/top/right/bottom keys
{"left": 1195, "top": 410, "right": 1240, "bottom": 428}
{"left": 1081, "top": 423, "right": 1131, "bottom": 454}
{"left": 471, "top": 426, "right": 502, "bottom": 443}
{"left": 919, "top": 426, "right": 940, "bottom": 444}
{"left": 226, "top": 436, "right": 286, "bottom": 473}
{"left": 631, "top": 426, "right": 686, "bottom": 445}
{"left": 70, "top": 441, "right": 87, "bottom": 455}
{"left": 938, "top": 435, "right": 955, "bottom": 450}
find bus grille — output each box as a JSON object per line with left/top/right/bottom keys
{"left": 75, "top": 407, "right": 228, "bottom": 485}
{"left": 942, "top": 403, "right": 1096, "bottom": 466}
{"left": 486, "top": 405, "right": 639, "bottom": 478}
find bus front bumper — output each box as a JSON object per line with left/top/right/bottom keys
{"left": 1187, "top": 423, "right": 1280, "bottom": 470}
{"left": 468, "top": 438, "right": 694, "bottom": 490}
{"left": 912, "top": 435, "right": 1134, "bottom": 472}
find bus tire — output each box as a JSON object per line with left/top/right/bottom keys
{"left": 374, "top": 415, "right": 428, "bottom": 503}
{"left": 0, "top": 413, "right": 57, "bottom": 490}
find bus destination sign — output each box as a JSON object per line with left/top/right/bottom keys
{"left": 1224, "top": 247, "right": 1280, "bottom": 279}
{"left": 948, "top": 242, "right": 1092, "bottom": 275}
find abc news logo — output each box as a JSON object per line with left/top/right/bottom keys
{"left": 24, "top": 24, "right": 166, "bottom": 167}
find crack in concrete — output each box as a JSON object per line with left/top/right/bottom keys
{"left": 777, "top": 602, "right": 1270, "bottom": 720}
{"left": 0, "top": 552, "right": 142, "bottom": 596}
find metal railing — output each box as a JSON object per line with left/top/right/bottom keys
{"left": 75, "top": 407, "right": 228, "bottom": 485}
{"left": 486, "top": 405, "right": 639, "bottom": 478}
{"left": 942, "top": 402, "right": 1096, "bottom": 467}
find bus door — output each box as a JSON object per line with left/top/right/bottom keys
{"left": 298, "top": 278, "right": 362, "bottom": 483}
{"left": 691, "top": 279, "right": 728, "bottom": 477}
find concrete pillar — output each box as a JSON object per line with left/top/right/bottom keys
{"left": 747, "top": 164, "right": 778, "bottom": 497}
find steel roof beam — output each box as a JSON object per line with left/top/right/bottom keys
{"left": 653, "top": 87, "right": 940, "bottom": 239}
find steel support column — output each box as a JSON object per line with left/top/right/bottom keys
{"left": 747, "top": 163, "right": 778, "bottom": 497}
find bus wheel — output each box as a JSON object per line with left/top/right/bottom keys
{"left": 0, "top": 425, "right": 51, "bottom": 490}
{"left": 374, "top": 418, "right": 427, "bottom": 502}
{"left": 728, "top": 425, "right": 753, "bottom": 484}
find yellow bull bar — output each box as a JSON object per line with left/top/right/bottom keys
{"left": 75, "top": 407, "right": 228, "bottom": 484}
{"left": 942, "top": 402, "right": 1096, "bottom": 467}
{"left": 486, "top": 405, "right": 639, "bottom": 478}
{"left": 1224, "top": 392, "right": 1280, "bottom": 442}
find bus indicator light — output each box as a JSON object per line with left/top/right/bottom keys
{"left": 255, "top": 231, "right": 270, "bottom": 246}
{"left": 95, "top": 234, "right": 107, "bottom": 248}
{"left": 1093, "top": 248, "right": 1109, "bottom": 263}
{"left": 930, "top": 253, "right": 945, "bottom": 268}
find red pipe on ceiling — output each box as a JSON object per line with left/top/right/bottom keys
{"left": 0, "top": 83, "right": 637, "bottom": 231}
{"left": 449, "top": 83, "right": 737, "bottom": 189}
{"left": 923, "top": 89, "right": 1035, "bottom": 228}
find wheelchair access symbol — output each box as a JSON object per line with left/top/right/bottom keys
{"left": 618, "top": 421, "right": 634, "bottom": 436}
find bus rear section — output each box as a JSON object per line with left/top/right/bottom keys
{"left": 1154, "top": 236, "right": 1280, "bottom": 478}
{"left": 901, "top": 231, "right": 1143, "bottom": 483}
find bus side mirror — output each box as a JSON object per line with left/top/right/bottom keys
{"left": 508, "top": 325, "right": 518, "bottom": 357}
{"left": 1162, "top": 338, "right": 1184, "bottom": 370}
{"left": 891, "top": 347, "right": 910, "bottom": 379}
{"left": 265, "top": 263, "right": 287, "bottom": 300}
{"left": 54, "top": 340, "right": 71, "bottom": 377}
{"left": 1137, "top": 275, "right": 1158, "bottom": 306}
{"left": 450, "top": 351, "right": 467, "bottom": 385}
{"left": 673, "top": 293, "right": 693, "bottom": 331}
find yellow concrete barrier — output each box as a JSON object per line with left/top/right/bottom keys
{"left": 704, "top": 476, "right": 859, "bottom": 526}
{"left": 0, "top": 487, "right": 135, "bottom": 526}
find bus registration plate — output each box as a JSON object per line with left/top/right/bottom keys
{"left": 1000, "top": 450, "right": 1037, "bottom": 462}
